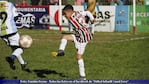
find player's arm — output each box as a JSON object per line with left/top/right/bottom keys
{"left": 82, "top": 11, "right": 95, "bottom": 35}
{"left": 83, "top": 11, "right": 95, "bottom": 24}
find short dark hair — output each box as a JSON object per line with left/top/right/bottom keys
{"left": 62, "top": 4, "right": 74, "bottom": 11}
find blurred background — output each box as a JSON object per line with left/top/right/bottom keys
{"left": 8, "top": 0, "right": 147, "bottom": 6}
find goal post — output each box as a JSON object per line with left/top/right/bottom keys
{"left": 59, "top": 0, "right": 62, "bottom": 31}
{"left": 133, "top": 0, "right": 136, "bottom": 33}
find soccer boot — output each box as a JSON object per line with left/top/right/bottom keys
{"left": 78, "top": 76, "right": 86, "bottom": 80}
{"left": 51, "top": 50, "right": 65, "bottom": 57}
{"left": 21, "top": 61, "right": 28, "bottom": 70}
{"left": 6, "top": 57, "right": 16, "bottom": 70}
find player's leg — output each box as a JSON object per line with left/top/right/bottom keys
{"left": 6, "top": 33, "right": 27, "bottom": 70}
{"left": 10, "top": 46, "right": 27, "bottom": 70}
{"left": 2, "top": 37, "right": 16, "bottom": 70}
{"left": 76, "top": 42, "right": 88, "bottom": 80}
{"left": 72, "top": 35, "right": 87, "bottom": 80}
{"left": 51, "top": 34, "right": 74, "bottom": 57}
{"left": 59, "top": 35, "right": 74, "bottom": 50}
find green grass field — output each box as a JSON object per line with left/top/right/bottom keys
{"left": 0, "top": 29, "right": 149, "bottom": 80}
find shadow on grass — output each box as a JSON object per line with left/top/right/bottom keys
{"left": 0, "top": 77, "right": 6, "bottom": 80}
{"left": 0, "top": 76, "right": 18, "bottom": 80}
{"left": 23, "top": 68, "right": 32, "bottom": 73}
{"left": 33, "top": 69, "right": 68, "bottom": 78}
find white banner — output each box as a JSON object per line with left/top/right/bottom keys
{"left": 95, "top": 6, "right": 115, "bottom": 32}
{"left": 49, "top": 6, "right": 116, "bottom": 32}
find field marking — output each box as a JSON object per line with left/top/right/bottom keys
{"left": 98, "top": 36, "right": 149, "bottom": 43}
{"left": 32, "top": 36, "right": 149, "bottom": 43}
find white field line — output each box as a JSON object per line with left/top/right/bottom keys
{"left": 33, "top": 39, "right": 39, "bottom": 41}
{"left": 98, "top": 36, "right": 149, "bottom": 43}
{"left": 32, "top": 36, "right": 149, "bottom": 43}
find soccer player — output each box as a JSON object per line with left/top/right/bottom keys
{"left": 51, "top": 4, "right": 94, "bottom": 80}
{"left": 0, "top": 0, "right": 27, "bottom": 70}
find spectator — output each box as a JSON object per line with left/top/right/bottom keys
{"left": 75, "top": 0, "right": 84, "bottom": 5}
{"left": 83, "top": 0, "right": 99, "bottom": 17}
{"left": 99, "top": 0, "right": 109, "bottom": 5}
{"left": 31, "top": 0, "right": 40, "bottom": 5}
{"left": 125, "top": 0, "right": 132, "bottom": 5}
{"left": 121, "top": 0, "right": 126, "bottom": 5}
{"left": 21, "top": 0, "right": 28, "bottom": 6}
{"left": 137, "top": 0, "right": 144, "bottom": 5}
{"left": 49, "top": 0, "right": 59, "bottom": 5}
{"left": 14, "top": 0, "right": 22, "bottom": 6}
{"left": 41, "top": 0, "right": 49, "bottom": 5}
{"left": 110, "top": 0, "right": 123, "bottom": 5}
{"left": 62, "top": 0, "right": 74, "bottom": 5}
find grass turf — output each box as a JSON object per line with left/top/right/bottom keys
{"left": 0, "top": 29, "right": 149, "bottom": 80}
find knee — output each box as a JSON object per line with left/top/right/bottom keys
{"left": 11, "top": 46, "right": 21, "bottom": 51}
{"left": 62, "top": 35, "right": 68, "bottom": 39}
{"left": 11, "top": 46, "right": 23, "bottom": 54}
{"left": 76, "top": 54, "right": 82, "bottom": 60}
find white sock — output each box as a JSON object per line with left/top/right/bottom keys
{"left": 78, "top": 59, "right": 86, "bottom": 77}
{"left": 16, "top": 55, "right": 25, "bottom": 64}
{"left": 59, "top": 39, "right": 67, "bottom": 50}
{"left": 12, "top": 48, "right": 25, "bottom": 64}
{"left": 91, "top": 24, "right": 95, "bottom": 34}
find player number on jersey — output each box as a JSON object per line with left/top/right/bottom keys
{"left": 0, "top": 12, "right": 8, "bottom": 30}
{"left": 0, "top": 12, "right": 7, "bottom": 24}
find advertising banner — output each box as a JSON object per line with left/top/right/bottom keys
{"left": 15, "top": 6, "right": 50, "bottom": 29}
{"left": 115, "top": 6, "right": 129, "bottom": 32}
{"left": 129, "top": 5, "right": 149, "bottom": 32}
{"left": 95, "top": 6, "right": 115, "bottom": 32}
{"left": 50, "top": 6, "right": 116, "bottom": 32}
{"left": 15, "top": 5, "right": 116, "bottom": 32}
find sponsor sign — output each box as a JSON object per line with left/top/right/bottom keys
{"left": 95, "top": 6, "right": 115, "bottom": 32}
{"left": 115, "top": 6, "right": 129, "bottom": 32}
{"left": 129, "top": 5, "right": 149, "bottom": 32}
{"left": 16, "top": 6, "right": 50, "bottom": 29}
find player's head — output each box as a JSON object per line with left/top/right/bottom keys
{"left": 62, "top": 4, "right": 74, "bottom": 19}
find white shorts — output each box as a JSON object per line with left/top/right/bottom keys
{"left": 71, "top": 35, "right": 88, "bottom": 55}
{"left": 2, "top": 33, "right": 20, "bottom": 46}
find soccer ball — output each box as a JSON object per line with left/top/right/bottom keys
{"left": 20, "top": 35, "right": 33, "bottom": 48}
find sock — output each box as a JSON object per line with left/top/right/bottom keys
{"left": 11, "top": 55, "right": 16, "bottom": 60}
{"left": 78, "top": 59, "right": 86, "bottom": 77}
{"left": 17, "top": 55, "right": 25, "bottom": 64}
{"left": 91, "top": 23, "right": 95, "bottom": 34}
{"left": 59, "top": 39, "right": 67, "bottom": 51}
{"left": 12, "top": 48, "right": 25, "bottom": 64}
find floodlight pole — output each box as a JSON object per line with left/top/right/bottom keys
{"left": 59, "top": 0, "right": 62, "bottom": 31}
{"left": 133, "top": 0, "right": 136, "bottom": 33}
